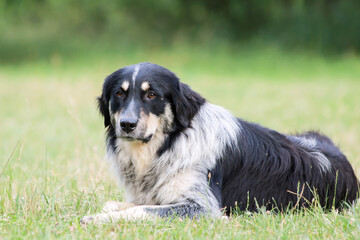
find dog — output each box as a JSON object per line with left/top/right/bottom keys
{"left": 81, "top": 62, "right": 359, "bottom": 224}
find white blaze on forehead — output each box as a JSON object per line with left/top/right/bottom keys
{"left": 141, "top": 81, "right": 150, "bottom": 91}
{"left": 121, "top": 81, "right": 130, "bottom": 91}
{"left": 132, "top": 65, "right": 141, "bottom": 87}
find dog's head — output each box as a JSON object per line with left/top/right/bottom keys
{"left": 98, "top": 62, "right": 205, "bottom": 143}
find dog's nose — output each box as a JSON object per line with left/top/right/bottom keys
{"left": 120, "top": 118, "right": 138, "bottom": 133}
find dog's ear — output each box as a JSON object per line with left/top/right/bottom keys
{"left": 97, "top": 94, "right": 111, "bottom": 127}
{"left": 173, "top": 82, "right": 205, "bottom": 129}
{"left": 97, "top": 75, "right": 114, "bottom": 128}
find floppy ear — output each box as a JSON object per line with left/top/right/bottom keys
{"left": 97, "top": 75, "right": 114, "bottom": 128}
{"left": 97, "top": 94, "right": 111, "bottom": 127}
{"left": 97, "top": 69, "right": 125, "bottom": 128}
{"left": 173, "top": 82, "right": 205, "bottom": 129}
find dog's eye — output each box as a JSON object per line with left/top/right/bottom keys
{"left": 147, "top": 91, "right": 156, "bottom": 99}
{"left": 116, "top": 90, "right": 124, "bottom": 97}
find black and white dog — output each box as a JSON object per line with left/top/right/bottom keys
{"left": 81, "top": 62, "right": 359, "bottom": 224}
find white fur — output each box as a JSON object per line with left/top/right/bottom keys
{"left": 82, "top": 206, "right": 153, "bottom": 224}
{"left": 132, "top": 65, "right": 140, "bottom": 87}
{"left": 310, "top": 151, "right": 332, "bottom": 172}
{"left": 156, "top": 103, "right": 240, "bottom": 171}
{"left": 121, "top": 81, "right": 130, "bottom": 91}
{"left": 107, "top": 103, "right": 240, "bottom": 217}
{"left": 102, "top": 201, "right": 136, "bottom": 213}
{"left": 149, "top": 103, "right": 239, "bottom": 213}
{"left": 289, "top": 136, "right": 317, "bottom": 149}
{"left": 154, "top": 169, "right": 201, "bottom": 204}
{"left": 141, "top": 81, "right": 150, "bottom": 91}
{"left": 288, "top": 136, "right": 331, "bottom": 172}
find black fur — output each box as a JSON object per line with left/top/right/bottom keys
{"left": 97, "top": 62, "right": 359, "bottom": 219}
{"left": 172, "top": 82, "right": 205, "bottom": 129}
{"left": 218, "top": 122, "right": 359, "bottom": 213}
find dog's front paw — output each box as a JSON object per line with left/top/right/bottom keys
{"left": 80, "top": 215, "right": 95, "bottom": 225}
{"left": 80, "top": 207, "right": 153, "bottom": 224}
{"left": 80, "top": 213, "right": 111, "bottom": 225}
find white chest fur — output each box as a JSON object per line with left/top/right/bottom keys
{"left": 118, "top": 139, "right": 158, "bottom": 177}
{"left": 107, "top": 103, "right": 240, "bottom": 206}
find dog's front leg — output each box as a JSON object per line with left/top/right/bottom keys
{"left": 102, "top": 201, "right": 137, "bottom": 213}
{"left": 80, "top": 201, "right": 208, "bottom": 224}
{"left": 81, "top": 206, "right": 150, "bottom": 224}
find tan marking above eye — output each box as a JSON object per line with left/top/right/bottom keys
{"left": 122, "top": 81, "right": 130, "bottom": 91}
{"left": 141, "top": 82, "right": 150, "bottom": 91}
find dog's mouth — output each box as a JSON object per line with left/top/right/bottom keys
{"left": 120, "top": 134, "right": 153, "bottom": 143}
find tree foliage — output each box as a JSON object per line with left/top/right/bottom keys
{"left": 1, "top": 0, "right": 359, "bottom": 52}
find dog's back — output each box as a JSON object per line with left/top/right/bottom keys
{"left": 220, "top": 121, "right": 359, "bottom": 213}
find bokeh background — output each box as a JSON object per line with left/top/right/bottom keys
{"left": 2, "top": 0, "right": 360, "bottom": 63}
{"left": 1, "top": 1, "right": 360, "bottom": 238}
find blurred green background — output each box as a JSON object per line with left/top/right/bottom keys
{"left": 1, "top": 1, "right": 360, "bottom": 238}
{"left": 1, "top": 0, "right": 360, "bottom": 64}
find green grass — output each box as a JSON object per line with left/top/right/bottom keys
{"left": 1, "top": 44, "right": 360, "bottom": 239}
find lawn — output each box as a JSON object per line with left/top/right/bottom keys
{"left": 1, "top": 44, "right": 360, "bottom": 239}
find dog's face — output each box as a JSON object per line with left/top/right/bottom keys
{"left": 98, "top": 62, "right": 205, "bottom": 143}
